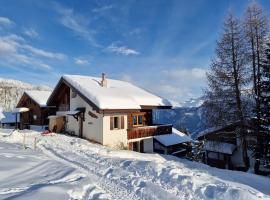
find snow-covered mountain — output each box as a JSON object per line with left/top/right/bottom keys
{"left": 0, "top": 78, "right": 51, "bottom": 111}
{"left": 154, "top": 97, "right": 205, "bottom": 139}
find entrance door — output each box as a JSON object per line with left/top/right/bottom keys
{"left": 131, "top": 141, "right": 144, "bottom": 153}
{"left": 132, "top": 142, "right": 139, "bottom": 152}
{"left": 78, "top": 116, "right": 83, "bottom": 138}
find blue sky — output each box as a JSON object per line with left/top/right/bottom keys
{"left": 0, "top": 0, "right": 269, "bottom": 103}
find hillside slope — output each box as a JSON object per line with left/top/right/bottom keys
{"left": 0, "top": 78, "right": 51, "bottom": 111}
{"left": 0, "top": 129, "right": 269, "bottom": 200}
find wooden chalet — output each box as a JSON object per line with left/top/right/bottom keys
{"left": 46, "top": 74, "right": 192, "bottom": 156}
{"left": 197, "top": 120, "right": 257, "bottom": 171}
{"left": 16, "top": 90, "right": 54, "bottom": 130}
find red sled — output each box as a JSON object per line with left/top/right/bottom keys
{"left": 41, "top": 131, "right": 51, "bottom": 135}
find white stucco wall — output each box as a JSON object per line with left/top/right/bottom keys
{"left": 102, "top": 114, "right": 128, "bottom": 148}
{"left": 66, "top": 90, "right": 103, "bottom": 144}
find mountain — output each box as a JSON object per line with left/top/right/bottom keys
{"left": 0, "top": 78, "right": 51, "bottom": 111}
{"left": 154, "top": 97, "right": 205, "bottom": 139}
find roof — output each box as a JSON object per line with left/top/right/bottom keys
{"left": 25, "top": 90, "right": 51, "bottom": 107}
{"left": 197, "top": 119, "right": 257, "bottom": 140}
{"left": 204, "top": 140, "right": 236, "bottom": 154}
{"left": 0, "top": 112, "right": 20, "bottom": 123}
{"left": 154, "top": 128, "right": 192, "bottom": 147}
{"left": 58, "top": 75, "right": 171, "bottom": 110}
{"left": 13, "top": 107, "right": 29, "bottom": 113}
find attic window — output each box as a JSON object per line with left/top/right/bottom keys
{"left": 71, "top": 90, "right": 77, "bottom": 98}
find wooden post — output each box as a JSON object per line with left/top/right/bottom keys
{"left": 34, "top": 137, "right": 37, "bottom": 149}
{"left": 23, "top": 133, "right": 26, "bottom": 149}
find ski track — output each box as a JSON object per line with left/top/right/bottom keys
{"left": 1, "top": 131, "right": 270, "bottom": 200}
{"left": 38, "top": 136, "right": 269, "bottom": 200}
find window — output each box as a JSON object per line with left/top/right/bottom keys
{"left": 114, "top": 117, "right": 119, "bottom": 129}
{"left": 133, "top": 115, "right": 143, "bottom": 126}
{"left": 71, "top": 90, "right": 77, "bottom": 98}
{"left": 110, "top": 116, "right": 124, "bottom": 130}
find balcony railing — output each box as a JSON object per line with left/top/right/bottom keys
{"left": 127, "top": 124, "right": 172, "bottom": 140}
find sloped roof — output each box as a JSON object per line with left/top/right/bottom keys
{"left": 154, "top": 128, "right": 192, "bottom": 146}
{"left": 25, "top": 90, "right": 51, "bottom": 107}
{"left": 204, "top": 140, "right": 236, "bottom": 154}
{"left": 57, "top": 75, "right": 171, "bottom": 110}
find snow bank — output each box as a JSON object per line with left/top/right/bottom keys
{"left": 1, "top": 129, "right": 270, "bottom": 200}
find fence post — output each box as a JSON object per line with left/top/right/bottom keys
{"left": 23, "top": 133, "right": 26, "bottom": 149}
{"left": 34, "top": 137, "right": 37, "bottom": 149}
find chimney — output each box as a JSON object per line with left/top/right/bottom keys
{"left": 101, "top": 73, "right": 107, "bottom": 87}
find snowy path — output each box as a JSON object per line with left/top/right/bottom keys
{"left": 1, "top": 129, "right": 270, "bottom": 200}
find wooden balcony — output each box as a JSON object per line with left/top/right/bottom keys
{"left": 127, "top": 124, "right": 172, "bottom": 140}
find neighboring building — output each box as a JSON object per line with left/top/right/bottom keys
{"left": 197, "top": 120, "right": 257, "bottom": 171}
{"left": 47, "top": 74, "right": 192, "bottom": 155}
{"left": 16, "top": 90, "right": 54, "bottom": 130}
{"left": 0, "top": 112, "right": 19, "bottom": 128}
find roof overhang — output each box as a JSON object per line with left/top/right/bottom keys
{"left": 13, "top": 107, "right": 29, "bottom": 113}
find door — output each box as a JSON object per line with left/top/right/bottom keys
{"left": 78, "top": 116, "right": 83, "bottom": 138}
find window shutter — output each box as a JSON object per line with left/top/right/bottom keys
{"left": 110, "top": 117, "right": 114, "bottom": 130}
{"left": 121, "top": 116, "right": 124, "bottom": 129}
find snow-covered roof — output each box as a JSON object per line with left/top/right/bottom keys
{"left": 0, "top": 112, "right": 20, "bottom": 123}
{"left": 13, "top": 107, "right": 29, "bottom": 113}
{"left": 62, "top": 75, "right": 171, "bottom": 110}
{"left": 204, "top": 140, "right": 236, "bottom": 154}
{"left": 25, "top": 90, "right": 51, "bottom": 107}
{"left": 154, "top": 128, "right": 192, "bottom": 147}
{"left": 197, "top": 126, "right": 223, "bottom": 139}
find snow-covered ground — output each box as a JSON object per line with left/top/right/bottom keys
{"left": 0, "top": 129, "right": 270, "bottom": 200}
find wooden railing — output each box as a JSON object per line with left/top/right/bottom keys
{"left": 127, "top": 124, "right": 172, "bottom": 140}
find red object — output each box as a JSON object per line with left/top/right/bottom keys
{"left": 41, "top": 131, "right": 51, "bottom": 135}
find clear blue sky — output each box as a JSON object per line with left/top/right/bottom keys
{"left": 0, "top": 0, "right": 269, "bottom": 103}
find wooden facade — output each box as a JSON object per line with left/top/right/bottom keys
{"left": 198, "top": 120, "right": 258, "bottom": 171}
{"left": 17, "top": 93, "right": 55, "bottom": 129}
{"left": 47, "top": 81, "right": 70, "bottom": 111}
{"left": 127, "top": 124, "right": 172, "bottom": 140}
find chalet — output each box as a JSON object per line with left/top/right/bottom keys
{"left": 197, "top": 120, "right": 257, "bottom": 171}
{"left": 16, "top": 90, "right": 54, "bottom": 130}
{"left": 47, "top": 74, "right": 192, "bottom": 155}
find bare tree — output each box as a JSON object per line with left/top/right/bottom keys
{"left": 243, "top": 3, "right": 269, "bottom": 161}
{"left": 203, "top": 13, "right": 249, "bottom": 166}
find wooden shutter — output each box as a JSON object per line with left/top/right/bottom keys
{"left": 121, "top": 116, "right": 124, "bottom": 129}
{"left": 110, "top": 117, "right": 114, "bottom": 130}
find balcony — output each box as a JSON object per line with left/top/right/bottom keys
{"left": 127, "top": 124, "right": 172, "bottom": 140}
